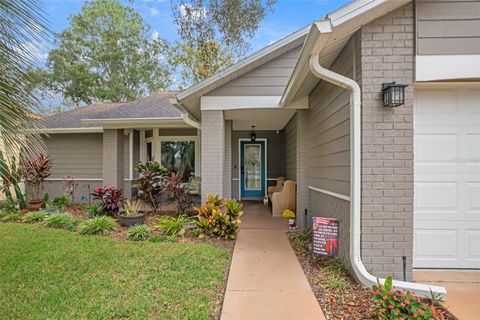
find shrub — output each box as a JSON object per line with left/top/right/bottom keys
{"left": 156, "top": 214, "right": 188, "bottom": 236}
{"left": 87, "top": 203, "right": 103, "bottom": 218}
{"left": 163, "top": 172, "right": 190, "bottom": 215}
{"left": 0, "top": 199, "right": 18, "bottom": 214}
{"left": 372, "top": 276, "right": 447, "bottom": 320}
{"left": 44, "top": 213, "right": 79, "bottom": 231}
{"left": 287, "top": 228, "right": 312, "bottom": 248}
{"left": 52, "top": 195, "right": 69, "bottom": 210}
{"left": 91, "top": 186, "right": 123, "bottom": 216}
{"left": 126, "top": 225, "right": 150, "bottom": 241}
{"left": 134, "top": 161, "right": 166, "bottom": 214}
{"left": 148, "top": 235, "right": 177, "bottom": 243}
{"left": 195, "top": 195, "right": 243, "bottom": 239}
{"left": 79, "top": 216, "right": 117, "bottom": 235}
{"left": 1, "top": 213, "right": 21, "bottom": 222}
{"left": 23, "top": 211, "right": 47, "bottom": 223}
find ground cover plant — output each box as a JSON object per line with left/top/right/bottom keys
{"left": 79, "top": 216, "right": 117, "bottom": 235}
{"left": 44, "top": 212, "right": 79, "bottom": 231}
{"left": 23, "top": 211, "right": 47, "bottom": 223}
{"left": 0, "top": 223, "right": 231, "bottom": 319}
{"left": 126, "top": 224, "right": 151, "bottom": 241}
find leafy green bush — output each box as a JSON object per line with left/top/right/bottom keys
{"left": 52, "top": 195, "right": 69, "bottom": 210}
{"left": 1, "top": 213, "right": 21, "bottom": 222}
{"left": 195, "top": 195, "right": 243, "bottom": 239}
{"left": 190, "top": 228, "right": 201, "bottom": 238}
{"left": 287, "top": 228, "right": 312, "bottom": 248}
{"left": 148, "top": 235, "right": 177, "bottom": 243}
{"left": 126, "top": 225, "right": 150, "bottom": 241}
{"left": 44, "top": 213, "right": 79, "bottom": 231}
{"left": 0, "top": 199, "right": 18, "bottom": 214}
{"left": 156, "top": 214, "right": 188, "bottom": 236}
{"left": 372, "top": 276, "right": 447, "bottom": 320}
{"left": 79, "top": 216, "right": 117, "bottom": 235}
{"left": 87, "top": 203, "right": 103, "bottom": 218}
{"left": 23, "top": 211, "right": 47, "bottom": 223}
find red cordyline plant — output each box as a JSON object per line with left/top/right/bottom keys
{"left": 91, "top": 186, "right": 123, "bottom": 217}
{"left": 372, "top": 276, "right": 446, "bottom": 320}
{"left": 163, "top": 172, "right": 189, "bottom": 216}
{"left": 20, "top": 154, "right": 52, "bottom": 201}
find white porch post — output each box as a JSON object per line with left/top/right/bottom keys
{"left": 201, "top": 110, "right": 225, "bottom": 203}
{"left": 103, "top": 129, "right": 124, "bottom": 190}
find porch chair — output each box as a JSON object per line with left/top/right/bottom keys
{"left": 270, "top": 180, "right": 296, "bottom": 217}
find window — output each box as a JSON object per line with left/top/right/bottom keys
{"left": 160, "top": 141, "right": 195, "bottom": 179}
{"left": 146, "top": 142, "right": 152, "bottom": 161}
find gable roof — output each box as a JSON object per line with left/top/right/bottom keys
{"left": 42, "top": 92, "right": 181, "bottom": 130}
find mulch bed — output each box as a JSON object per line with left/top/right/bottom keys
{"left": 289, "top": 239, "right": 455, "bottom": 320}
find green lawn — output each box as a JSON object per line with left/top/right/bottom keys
{"left": 0, "top": 223, "right": 230, "bottom": 319}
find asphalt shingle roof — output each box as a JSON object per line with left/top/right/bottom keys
{"left": 42, "top": 92, "right": 181, "bottom": 129}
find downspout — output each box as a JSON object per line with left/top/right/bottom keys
{"left": 181, "top": 112, "right": 201, "bottom": 130}
{"left": 309, "top": 54, "right": 447, "bottom": 298}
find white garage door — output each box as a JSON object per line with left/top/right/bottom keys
{"left": 414, "top": 85, "right": 480, "bottom": 269}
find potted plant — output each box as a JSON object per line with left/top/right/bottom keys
{"left": 20, "top": 154, "right": 52, "bottom": 211}
{"left": 118, "top": 199, "right": 146, "bottom": 226}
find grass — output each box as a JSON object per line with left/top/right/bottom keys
{"left": 0, "top": 223, "right": 231, "bottom": 319}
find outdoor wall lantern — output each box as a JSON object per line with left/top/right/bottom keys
{"left": 382, "top": 82, "right": 408, "bottom": 107}
{"left": 250, "top": 126, "right": 256, "bottom": 142}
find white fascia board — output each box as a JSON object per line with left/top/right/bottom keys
{"left": 200, "top": 96, "right": 282, "bottom": 110}
{"left": 80, "top": 117, "right": 191, "bottom": 129}
{"left": 176, "top": 26, "right": 309, "bottom": 102}
{"left": 416, "top": 55, "right": 480, "bottom": 82}
{"left": 41, "top": 127, "right": 103, "bottom": 134}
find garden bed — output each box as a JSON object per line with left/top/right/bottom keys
{"left": 288, "top": 235, "right": 455, "bottom": 320}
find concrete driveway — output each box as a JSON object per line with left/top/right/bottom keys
{"left": 414, "top": 271, "right": 480, "bottom": 320}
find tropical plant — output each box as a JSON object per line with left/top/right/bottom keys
{"left": 52, "top": 195, "right": 68, "bottom": 210}
{"left": 0, "top": 152, "right": 26, "bottom": 208}
{"left": 287, "top": 228, "right": 312, "bottom": 248}
{"left": 63, "top": 176, "right": 77, "bottom": 203}
{"left": 148, "top": 235, "right": 177, "bottom": 243}
{"left": 91, "top": 186, "right": 123, "bottom": 217}
{"left": 40, "top": 193, "right": 49, "bottom": 209}
{"left": 372, "top": 276, "right": 447, "bottom": 320}
{"left": 323, "top": 275, "right": 348, "bottom": 304}
{"left": 134, "top": 161, "right": 166, "bottom": 214}
{"left": 126, "top": 224, "right": 150, "bottom": 241}
{"left": 156, "top": 214, "right": 189, "bottom": 236}
{"left": 195, "top": 195, "right": 243, "bottom": 239}
{"left": 44, "top": 213, "right": 79, "bottom": 231}
{"left": 20, "top": 154, "right": 52, "bottom": 201}
{"left": 0, "top": 199, "right": 18, "bottom": 214}
{"left": 0, "top": 0, "right": 51, "bottom": 166}
{"left": 163, "top": 172, "right": 190, "bottom": 216}
{"left": 79, "top": 216, "right": 117, "bottom": 235}
{"left": 87, "top": 203, "right": 103, "bottom": 218}
{"left": 122, "top": 199, "right": 143, "bottom": 217}
{"left": 23, "top": 211, "right": 47, "bottom": 223}
{"left": 1, "top": 213, "right": 21, "bottom": 222}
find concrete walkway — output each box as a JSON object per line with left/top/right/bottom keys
{"left": 414, "top": 271, "right": 480, "bottom": 320}
{"left": 221, "top": 202, "right": 325, "bottom": 320}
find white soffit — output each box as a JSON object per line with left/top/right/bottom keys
{"left": 225, "top": 108, "right": 296, "bottom": 130}
{"left": 416, "top": 55, "right": 480, "bottom": 82}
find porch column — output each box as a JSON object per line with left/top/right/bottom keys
{"left": 103, "top": 129, "right": 124, "bottom": 190}
{"left": 201, "top": 110, "right": 225, "bottom": 202}
{"left": 296, "top": 110, "right": 309, "bottom": 229}
{"left": 223, "top": 120, "right": 232, "bottom": 199}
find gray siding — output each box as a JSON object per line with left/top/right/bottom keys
{"left": 45, "top": 133, "right": 103, "bottom": 179}
{"left": 284, "top": 114, "right": 297, "bottom": 181}
{"left": 416, "top": 0, "right": 480, "bottom": 55}
{"left": 231, "top": 130, "right": 285, "bottom": 199}
{"left": 209, "top": 46, "right": 302, "bottom": 96}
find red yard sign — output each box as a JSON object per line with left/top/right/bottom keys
{"left": 312, "top": 217, "right": 339, "bottom": 256}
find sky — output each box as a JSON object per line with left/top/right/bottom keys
{"left": 39, "top": 0, "right": 352, "bottom": 61}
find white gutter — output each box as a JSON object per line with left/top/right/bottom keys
{"left": 181, "top": 113, "right": 201, "bottom": 130}
{"left": 40, "top": 127, "right": 103, "bottom": 134}
{"left": 309, "top": 54, "right": 447, "bottom": 298}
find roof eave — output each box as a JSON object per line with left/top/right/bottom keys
{"left": 80, "top": 117, "right": 191, "bottom": 129}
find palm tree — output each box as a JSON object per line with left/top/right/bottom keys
{"left": 0, "top": 0, "right": 51, "bottom": 204}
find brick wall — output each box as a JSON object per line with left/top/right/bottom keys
{"left": 359, "top": 3, "right": 415, "bottom": 280}
{"left": 103, "top": 129, "right": 124, "bottom": 190}
{"left": 201, "top": 110, "right": 225, "bottom": 202}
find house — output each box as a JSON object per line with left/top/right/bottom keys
{"left": 40, "top": 0, "right": 480, "bottom": 296}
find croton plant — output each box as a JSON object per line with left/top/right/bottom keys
{"left": 91, "top": 186, "right": 123, "bottom": 217}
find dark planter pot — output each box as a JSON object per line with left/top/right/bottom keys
{"left": 117, "top": 211, "right": 147, "bottom": 227}
{"left": 27, "top": 200, "right": 42, "bottom": 211}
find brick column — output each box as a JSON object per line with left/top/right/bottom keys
{"left": 223, "top": 120, "right": 232, "bottom": 199}
{"left": 296, "top": 110, "right": 309, "bottom": 229}
{"left": 103, "top": 129, "right": 124, "bottom": 190}
{"left": 201, "top": 110, "right": 225, "bottom": 202}
{"left": 359, "top": 4, "right": 414, "bottom": 280}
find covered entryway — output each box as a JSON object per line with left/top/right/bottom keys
{"left": 414, "top": 84, "right": 480, "bottom": 269}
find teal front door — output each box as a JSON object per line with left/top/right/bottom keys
{"left": 240, "top": 140, "right": 266, "bottom": 198}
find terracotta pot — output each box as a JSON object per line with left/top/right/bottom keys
{"left": 27, "top": 200, "right": 42, "bottom": 211}
{"left": 117, "top": 211, "right": 147, "bottom": 227}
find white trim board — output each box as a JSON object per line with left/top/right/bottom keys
{"left": 237, "top": 138, "right": 268, "bottom": 200}
{"left": 416, "top": 55, "right": 480, "bottom": 82}
{"left": 201, "top": 96, "right": 282, "bottom": 110}
{"left": 41, "top": 127, "right": 103, "bottom": 134}
{"left": 308, "top": 186, "right": 350, "bottom": 202}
